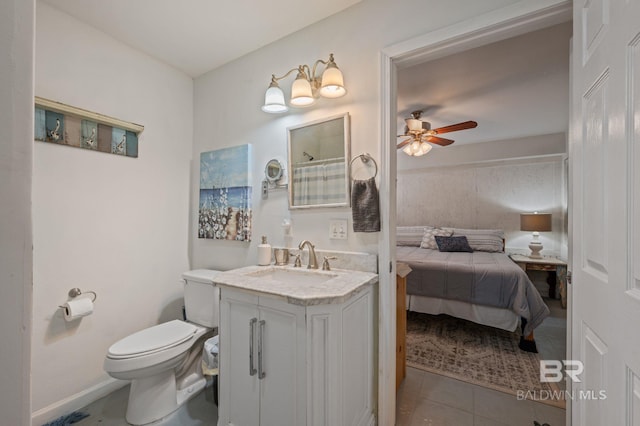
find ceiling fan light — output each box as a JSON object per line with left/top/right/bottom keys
{"left": 402, "top": 145, "right": 413, "bottom": 156}
{"left": 420, "top": 142, "right": 432, "bottom": 155}
{"left": 261, "top": 84, "right": 288, "bottom": 113}
{"left": 290, "top": 73, "right": 315, "bottom": 107}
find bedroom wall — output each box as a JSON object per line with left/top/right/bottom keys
{"left": 397, "top": 134, "right": 567, "bottom": 257}
{"left": 32, "top": 3, "right": 193, "bottom": 422}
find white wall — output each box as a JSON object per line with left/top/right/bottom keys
{"left": 397, "top": 134, "right": 568, "bottom": 257}
{"left": 190, "top": 0, "right": 521, "bottom": 271}
{"left": 0, "top": 0, "right": 34, "bottom": 424}
{"left": 32, "top": 3, "right": 193, "bottom": 421}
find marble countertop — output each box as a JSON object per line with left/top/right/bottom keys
{"left": 213, "top": 264, "right": 378, "bottom": 306}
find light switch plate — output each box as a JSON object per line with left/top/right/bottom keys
{"left": 329, "top": 219, "right": 348, "bottom": 240}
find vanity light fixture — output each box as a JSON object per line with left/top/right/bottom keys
{"left": 261, "top": 53, "right": 346, "bottom": 113}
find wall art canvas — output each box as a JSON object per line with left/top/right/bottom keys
{"left": 199, "top": 144, "right": 253, "bottom": 241}
{"left": 34, "top": 97, "right": 143, "bottom": 158}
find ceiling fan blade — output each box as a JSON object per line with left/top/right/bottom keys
{"left": 397, "top": 138, "right": 412, "bottom": 150}
{"left": 426, "top": 136, "right": 455, "bottom": 146}
{"left": 432, "top": 121, "right": 477, "bottom": 135}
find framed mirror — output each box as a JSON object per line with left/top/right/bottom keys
{"left": 287, "top": 113, "right": 350, "bottom": 209}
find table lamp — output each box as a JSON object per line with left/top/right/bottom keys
{"left": 520, "top": 212, "right": 552, "bottom": 259}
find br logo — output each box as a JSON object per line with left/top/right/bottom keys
{"left": 540, "top": 360, "right": 584, "bottom": 383}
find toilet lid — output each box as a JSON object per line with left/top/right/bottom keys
{"left": 107, "top": 320, "right": 197, "bottom": 359}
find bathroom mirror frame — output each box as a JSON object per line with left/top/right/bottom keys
{"left": 287, "top": 112, "right": 351, "bottom": 209}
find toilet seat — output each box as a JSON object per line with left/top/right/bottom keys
{"left": 107, "top": 320, "right": 197, "bottom": 360}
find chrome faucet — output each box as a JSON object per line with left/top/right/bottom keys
{"left": 298, "top": 240, "right": 318, "bottom": 269}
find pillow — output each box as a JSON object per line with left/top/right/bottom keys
{"left": 420, "top": 227, "right": 454, "bottom": 249}
{"left": 445, "top": 228, "right": 504, "bottom": 252}
{"left": 397, "top": 226, "right": 432, "bottom": 247}
{"left": 435, "top": 235, "right": 473, "bottom": 252}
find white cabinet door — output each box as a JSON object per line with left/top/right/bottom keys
{"left": 219, "top": 291, "right": 260, "bottom": 426}
{"left": 219, "top": 289, "right": 305, "bottom": 426}
{"left": 258, "top": 297, "right": 306, "bottom": 426}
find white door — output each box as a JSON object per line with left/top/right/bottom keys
{"left": 571, "top": 0, "right": 640, "bottom": 424}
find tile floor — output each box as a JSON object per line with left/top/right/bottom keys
{"left": 71, "top": 298, "right": 566, "bottom": 426}
{"left": 73, "top": 383, "right": 218, "bottom": 425}
{"left": 396, "top": 367, "right": 566, "bottom": 426}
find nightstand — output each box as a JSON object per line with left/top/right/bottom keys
{"left": 509, "top": 254, "right": 568, "bottom": 308}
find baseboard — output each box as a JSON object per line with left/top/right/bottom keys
{"left": 31, "top": 377, "right": 127, "bottom": 426}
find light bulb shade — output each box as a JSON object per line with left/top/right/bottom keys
{"left": 290, "top": 75, "right": 314, "bottom": 107}
{"left": 261, "top": 84, "right": 288, "bottom": 113}
{"left": 520, "top": 213, "right": 552, "bottom": 232}
{"left": 420, "top": 142, "right": 432, "bottom": 155}
{"left": 319, "top": 65, "right": 346, "bottom": 98}
{"left": 402, "top": 140, "right": 432, "bottom": 156}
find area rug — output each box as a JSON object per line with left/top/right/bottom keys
{"left": 406, "top": 312, "right": 565, "bottom": 408}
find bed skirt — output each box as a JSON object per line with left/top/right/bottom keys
{"left": 407, "top": 294, "right": 520, "bottom": 332}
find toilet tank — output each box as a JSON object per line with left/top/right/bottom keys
{"left": 181, "top": 269, "right": 221, "bottom": 328}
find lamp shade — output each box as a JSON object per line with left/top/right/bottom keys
{"left": 520, "top": 213, "right": 552, "bottom": 232}
{"left": 261, "top": 84, "right": 288, "bottom": 113}
{"left": 319, "top": 65, "right": 346, "bottom": 98}
{"left": 290, "top": 74, "right": 314, "bottom": 107}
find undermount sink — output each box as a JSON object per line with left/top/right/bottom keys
{"left": 247, "top": 268, "right": 337, "bottom": 285}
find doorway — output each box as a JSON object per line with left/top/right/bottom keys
{"left": 376, "top": 2, "right": 573, "bottom": 424}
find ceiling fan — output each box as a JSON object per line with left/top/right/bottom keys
{"left": 397, "top": 110, "right": 477, "bottom": 156}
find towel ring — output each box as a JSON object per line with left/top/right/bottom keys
{"left": 349, "top": 153, "right": 378, "bottom": 179}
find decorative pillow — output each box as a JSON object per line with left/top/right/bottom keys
{"left": 435, "top": 235, "right": 473, "bottom": 252}
{"left": 445, "top": 228, "right": 505, "bottom": 252}
{"left": 397, "top": 226, "right": 432, "bottom": 247}
{"left": 420, "top": 227, "right": 454, "bottom": 249}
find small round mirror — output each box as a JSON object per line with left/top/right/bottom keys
{"left": 265, "top": 159, "right": 283, "bottom": 183}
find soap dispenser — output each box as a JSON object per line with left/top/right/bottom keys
{"left": 258, "top": 236, "right": 272, "bottom": 266}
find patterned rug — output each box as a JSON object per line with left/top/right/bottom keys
{"left": 406, "top": 312, "right": 565, "bottom": 408}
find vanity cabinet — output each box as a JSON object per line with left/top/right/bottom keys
{"left": 217, "top": 283, "right": 375, "bottom": 426}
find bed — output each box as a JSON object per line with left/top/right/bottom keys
{"left": 396, "top": 226, "right": 550, "bottom": 351}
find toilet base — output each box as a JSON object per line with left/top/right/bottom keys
{"left": 125, "top": 370, "right": 206, "bottom": 425}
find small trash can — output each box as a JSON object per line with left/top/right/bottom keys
{"left": 202, "top": 335, "right": 219, "bottom": 405}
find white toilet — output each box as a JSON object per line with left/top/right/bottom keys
{"left": 104, "top": 269, "right": 220, "bottom": 425}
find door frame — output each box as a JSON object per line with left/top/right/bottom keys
{"left": 377, "top": 1, "right": 572, "bottom": 423}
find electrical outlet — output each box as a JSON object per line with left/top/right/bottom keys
{"left": 329, "top": 219, "right": 348, "bottom": 240}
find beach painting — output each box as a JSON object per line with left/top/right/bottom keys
{"left": 199, "top": 145, "right": 253, "bottom": 241}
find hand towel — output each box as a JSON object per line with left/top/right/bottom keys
{"left": 351, "top": 177, "right": 380, "bottom": 232}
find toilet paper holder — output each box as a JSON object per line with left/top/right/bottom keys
{"left": 58, "top": 287, "right": 97, "bottom": 309}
